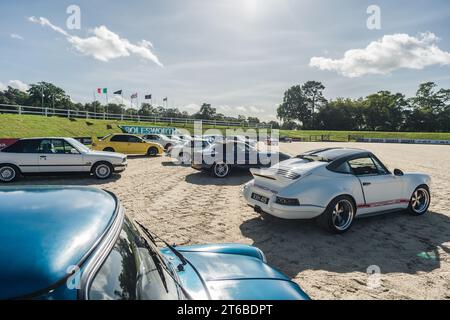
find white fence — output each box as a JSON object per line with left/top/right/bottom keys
{"left": 0, "top": 104, "right": 271, "bottom": 129}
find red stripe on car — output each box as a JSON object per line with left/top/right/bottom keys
{"left": 357, "top": 199, "right": 410, "bottom": 208}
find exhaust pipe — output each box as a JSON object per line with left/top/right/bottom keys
{"left": 254, "top": 206, "right": 263, "bottom": 214}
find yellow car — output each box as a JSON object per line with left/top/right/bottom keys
{"left": 92, "top": 133, "right": 164, "bottom": 156}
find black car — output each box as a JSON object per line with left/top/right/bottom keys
{"left": 191, "top": 141, "right": 292, "bottom": 178}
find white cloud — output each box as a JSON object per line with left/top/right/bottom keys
{"left": 10, "top": 33, "right": 24, "bottom": 40}
{"left": 1, "top": 80, "right": 29, "bottom": 92}
{"left": 28, "top": 16, "right": 163, "bottom": 66}
{"left": 28, "top": 16, "right": 69, "bottom": 36}
{"left": 182, "top": 103, "right": 201, "bottom": 112}
{"left": 309, "top": 32, "right": 450, "bottom": 77}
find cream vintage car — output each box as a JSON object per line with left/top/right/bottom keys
{"left": 0, "top": 137, "right": 127, "bottom": 182}
{"left": 243, "top": 148, "right": 431, "bottom": 233}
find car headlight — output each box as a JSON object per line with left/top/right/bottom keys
{"left": 275, "top": 197, "right": 300, "bottom": 206}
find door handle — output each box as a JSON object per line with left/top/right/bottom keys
{"left": 362, "top": 182, "right": 371, "bottom": 186}
{"left": 40, "top": 156, "right": 47, "bottom": 160}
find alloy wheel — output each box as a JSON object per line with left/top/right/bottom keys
{"left": 0, "top": 166, "right": 16, "bottom": 182}
{"left": 214, "top": 163, "right": 229, "bottom": 178}
{"left": 411, "top": 188, "right": 430, "bottom": 214}
{"left": 332, "top": 199, "right": 354, "bottom": 231}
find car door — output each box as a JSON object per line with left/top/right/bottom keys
{"left": 109, "top": 135, "right": 130, "bottom": 153}
{"left": 127, "top": 135, "right": 146, "bottom": 154}
{"left": 38, "top": 139, "right": 85, "bottom": 172}
{"left": 348, "top": 155, "right": 405, "bottom": 214}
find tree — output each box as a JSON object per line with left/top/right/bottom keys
{"left": 277, "top": 85, "right": 310, "bottom": 128}
{"left": 0, "top": 86, "right": 29, "bottom": 105}
{"left": 27, "top": 82, "right": 72, "bottom": 110}
{"left": 363, "top": 91, "right": 406, "bottom": 131}
{"left": 316, "top": 98, "right": 362, "bottom": 130}
{"left": 405, "top": 82, "right": 450, "bottom": 131}
{"left": 195, "top": 103, "right": 216, "bottom": 120}
{"left": 247, "top": 116, "right": 260, "bottom": 124}
{"left": 281, "top": 121, "right": 299, "bottom": 130}
{"left": 302, "top": 81, "right": 327, "bottom": 129}
{"left": 267, "top": 121, "right": 280, "bottom": 129}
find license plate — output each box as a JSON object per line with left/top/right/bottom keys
{"left": 251, "top": 193, "right": 269, "bottom": 204}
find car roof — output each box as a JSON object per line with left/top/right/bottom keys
{"left": 0, "top": 186, "right": 118, "bottom": 299}
{"left": 301, "top": 147, "right": 369, "bottom": 161}
{"left": 19, "top": 137, "right": 73, "bottom": 140}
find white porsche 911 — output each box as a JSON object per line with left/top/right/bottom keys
{"left": 243, "top": 148, "right": 431, "bottom": 233}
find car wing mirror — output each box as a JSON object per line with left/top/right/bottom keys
{"left": 394, "top": 169, "right": 404, "bottom": 176}
{"left": 70, "top": 148, "right": 79, "bottom": 154}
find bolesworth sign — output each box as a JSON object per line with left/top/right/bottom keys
{"left": 119, "top": 125, "right": 178, "bottom": 135}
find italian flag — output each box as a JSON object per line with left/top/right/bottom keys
{"left": 97, "top": 88, "right": 107, "bottom": 94}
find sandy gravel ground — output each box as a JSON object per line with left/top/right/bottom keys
{"left": 13, "top": 142, "right": 450, "bottom": 300}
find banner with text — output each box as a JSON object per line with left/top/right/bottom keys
{"left": 119, "top": 126, "right": 178, "bottom": 135}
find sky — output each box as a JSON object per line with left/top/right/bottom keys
{"left": 1, "top": 0, "right": 450, "bottom": 121}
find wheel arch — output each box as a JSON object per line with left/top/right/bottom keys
{"left": 0, "top": 163, "right": 22, "bottom": 174}
{"left": 90, "top": 160, "right": 113, "bottom": 173}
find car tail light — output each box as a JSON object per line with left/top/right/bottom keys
{"left": 275, "top": 197, "right": 300, "bottom": 206}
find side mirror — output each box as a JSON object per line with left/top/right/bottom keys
{"left": 70, "top": 148, "right": 79, "bottom": 154}
{"left": 394, "top": 169, "right": 404, "bottom": 176}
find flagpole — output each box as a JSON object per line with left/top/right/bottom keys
{"left": 121, "top": 92, "right": 124, "bottom": 115}
{"left": 105, "top": 90, "right": 109, "bottom": 116}
{"left": 93, "top": 90, "right": 97, "bottom": 117}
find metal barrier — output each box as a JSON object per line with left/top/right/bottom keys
{"left": 0, "top": 104, "right": 271, "bottom": 129}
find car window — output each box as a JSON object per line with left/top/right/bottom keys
{"left": 371, "top": 157, "right": 388, "bottom": 174}
{"left": 51, "top": 140, "right": 74, "bottom": 154}
{"left": 127, "top": 136, "right": 142, "bottom": 143}
{"left": 334, "top": 162, "right": 352, "bottom": 174}
{"left": 1, "top": 140, "right": 41, "bottom": 153}
{"left": 110, "top": 135, "right": 129, "bottom": 142}
{"left": 348, "top": 157, "right": 379, "bottom": 176}
{"left": 89, "top": 219, "right": 179, "bottom": 300}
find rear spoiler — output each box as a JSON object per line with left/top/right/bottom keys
{"left": 251, "top": 167, "right": 301, "bottom": 180}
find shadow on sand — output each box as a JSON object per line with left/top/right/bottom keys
{"left": 240, "top": 210, "right": 450, "bottom": 278}
{"left": 185, "top": 170, "right": 253, "bottom": 186}
{"left": 10, "top": 173, "right": 121, "bottom": 186}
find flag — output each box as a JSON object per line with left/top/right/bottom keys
{"left": 145, "top": 94, "right": 152, "bottom": 100}
{"left": 163, "top": 97, "right": 168, "bottom": 102}
{"left": 97, "top": 88, "right": 107, "bottom": 94}
{"left": 131, "top": 93, "right": 138, "bottom": 99}
{"left": 114, "top": 90, "right": 122, "bottom": 95}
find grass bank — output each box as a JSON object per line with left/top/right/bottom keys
{"left": 1, "top": 114, "right": 449, "bottom": 142}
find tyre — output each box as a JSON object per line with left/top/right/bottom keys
{"left": 103, "top": 147, "right": 115, "bottom": 152}
{"left": 93, "top": 162, "right": 113, "bottom": 179}
{"left": 212, "top": 162, "right": 231, "bottom": 178}
{"left": 0, "top": 164, "right": 19, "bottom": 183}
{"left": 147, "top": 147, "right": 159, "bottom": 157}
{"left": 406, "top": 185, "right": 430, "bottom": 216}
{"left": 317, "top": 195, "right": 356, "bottom": 234}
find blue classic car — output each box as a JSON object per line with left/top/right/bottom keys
{"left": 0, "top": 186, "right": 309, "bottom": 300}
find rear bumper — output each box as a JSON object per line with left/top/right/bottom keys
{"left": 243, "top": 183, "right": 324, "bottom": 220}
